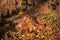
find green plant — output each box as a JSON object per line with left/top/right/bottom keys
{"left": 21, "top": 1, "right": 27, "bottom": 5}
{"left": 17, "top": 7, "right": 25, "bottom": 12}
{"left": 4, "top": 33, "right": 8, "bottom": 40}
{"left": 39, "top": 14, "right": 47, "bottom": 19}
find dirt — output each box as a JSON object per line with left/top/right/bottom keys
{"left": 0, "top": 0, "right": 60, "bottom": 40}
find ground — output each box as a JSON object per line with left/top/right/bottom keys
{"left": 0, "top": 0, "right": 60, "bottom": 40}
